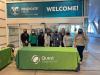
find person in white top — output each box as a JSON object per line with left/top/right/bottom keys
{"left": 44, "top": 32, "right": 50, "bottom": 47}
{"left": 63, "top": 32, "right": 73, "bottom": 47}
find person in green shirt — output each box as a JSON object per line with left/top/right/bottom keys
{"left": 29, "top": 30, "right": 38, "bottom": 47}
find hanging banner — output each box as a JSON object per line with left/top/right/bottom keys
{"left": 7, "top": 2, "right": 43, "bottom": 18}
{"left": 7, "top": 0, "right": 83, "bottom": 18}
{"left": 43, "top": 1, "right": 83, "bottom": 17}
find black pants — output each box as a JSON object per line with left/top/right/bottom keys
{"left": 61, "top": 41, "right": 64, "bottom": 47}
{"left": 50, "top": 41, "right": 53, "bottom": 47}
{"left": 31, "top": 44, "right": 37, "bottom": 47}
{"left": 76, "top": 46, "right": 85, "bottom": 62}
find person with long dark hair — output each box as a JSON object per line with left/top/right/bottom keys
{"left": 74, "top": 28, "right": 88, "bottom": 64}
{"left": 60, "top": 28, "right": 66, "bottom": 47}
{"left": 29, "top": 29, "right": 38, "bottom": 46}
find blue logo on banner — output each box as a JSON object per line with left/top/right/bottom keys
{"left": 11, "top": 7, "right": 20, "bottom": 16}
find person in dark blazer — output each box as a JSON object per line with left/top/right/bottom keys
{"left": 38, "top": 30, "right": 44, "bottom": 46}
{"left": 21, "top": 29, "right": 29, "bottom": 46}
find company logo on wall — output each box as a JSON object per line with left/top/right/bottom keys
{"left": 11, "top": 7, "right": 20, "bottom": 16}
{"left": 31, "top": 55, "right": 55, "bottom": 64}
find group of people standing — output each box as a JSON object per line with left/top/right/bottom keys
{"left": 21, "top": 28, "right": 88, "bottom": 63}
{"left": 21, "top": 28, "right": 73, "bottom": 47}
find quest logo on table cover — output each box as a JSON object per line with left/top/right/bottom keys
{"left": 31, "top": 55, "right": 55, "bottom": 64}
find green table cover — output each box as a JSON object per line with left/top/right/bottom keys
{"left": 0, "top": 48, "right": 11, "bottom": 70}
{"left": 16, "top": 47, "right": 80, "bottom": 71}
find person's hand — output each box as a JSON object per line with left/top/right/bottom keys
{"left": 25, "top": 41, "right": 28, "bottom": 44}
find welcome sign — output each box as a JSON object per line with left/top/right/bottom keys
{"left": 7, "top": 0, "right": 84, "bottom": 18}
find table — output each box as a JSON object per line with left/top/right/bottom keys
{"left": 0, "top": 48, "right": 11, "bottom": 70}
{"left": 16, "top": 47, "right": 80, "bottom": 71}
